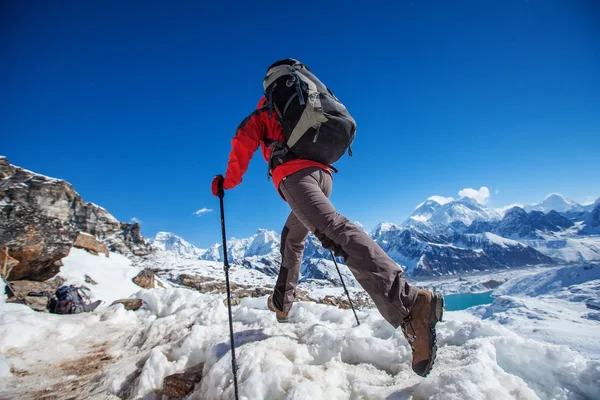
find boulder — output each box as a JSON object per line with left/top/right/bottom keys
{"left": 163, "top": 363, "right": 204, "bottom": 398}
{"left": 73, "top": 233, "right": 110, "bottom": 257}
{"left": 0, "top": 202, "right": 78, "bottom": 280}
{"left": 133, "top": 269, "right": 155, "bottom": 289}
{"left": 111, "top": 298, "right": 143, "bottom": 311}
{"left": 9, "top": 276, "right": 64, "bottom": 312}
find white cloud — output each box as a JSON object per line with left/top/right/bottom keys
{"left": 194, "top": 207, "right": 213, "bottom": 217}
{"left": 458, "top": 186, "right": 491, "bottom": 204}
{"left": 495, "top": 189, "right": 500, "bottom": 194}
{"left": 428, "top": 195, "right": 454, "bottom": 205}
{"left": 131, "top": 217, "right": 141, "bottom": 223}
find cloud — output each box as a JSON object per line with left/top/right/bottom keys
{"left": 131, "top": 217, "right": 141, "bottom": 223}
{"left": 458, "top": 186, "right": 491, "bottom": 204}
{"left": 428, "top": 195, "right": 454, "bottom": 205}
{"left": 495, "top": 189, "right": 500, "bottom": 194}
{"left": 194, "top": 207, "right": 213, "bottom": 217}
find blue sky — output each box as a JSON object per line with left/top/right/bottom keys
{"left": 2, "top": 1, "right": 599, "bottom": 248}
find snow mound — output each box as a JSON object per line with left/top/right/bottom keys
{"left": 61, "top": 248, "right": 143, "bottom": 305}
{"left": 2, "top": 286, "right": 599, "bottom": 399}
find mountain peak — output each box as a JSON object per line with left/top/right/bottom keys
{"left": 526, "top": 193, "right": 582, "bottom": 213}
{"left": 151, "top": 232, "right": 205, "bottom": 257}
{"left": 372, "top": 222, "right": 401, "bottom": 236}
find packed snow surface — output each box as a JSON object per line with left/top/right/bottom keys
{"left": 1, "top": 250, "right": 600, "bottom": 399}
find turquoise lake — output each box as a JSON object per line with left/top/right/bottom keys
{"left": 443, "top": 291, "right": 494, "bottom": 311}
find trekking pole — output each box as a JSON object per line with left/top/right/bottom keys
{"left": 217, "top": 177, "right": 240, "bottom": 400}
{"left": 329, "top": 251, "right": 360, "bottom": 326}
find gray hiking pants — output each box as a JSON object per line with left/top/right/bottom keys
{"left": 273, "top": 167, "right": 418, "bottom": 328}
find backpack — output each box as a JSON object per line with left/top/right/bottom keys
{"left": 49, "top": 285, "right": 87, "bottom": 314}
{"left": 263, "top": 59, "right": 356, "bottom": 174}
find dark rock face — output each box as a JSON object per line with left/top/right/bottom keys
{"left": 163, "top": 363, "right": 204, "bottom": 398}
{"left": 0, "top": 202, "right": 78, "bottom": 280}
{"left": 73, "top": 233, "right": 110, "bottom": 257}
{"left": 494, "top": 207, "right": 574, "bottom": 239}
{"left": 133, "top": 268, "right": 155, "bottom": 289}
{"left": 111, "top": 298, "right": 144, "bottom": 310}
{"left": 0, "top": 157, "right": 152, "bottom": 280}
{"left": 9, "top": 276, "right": 65, "bottom": 312}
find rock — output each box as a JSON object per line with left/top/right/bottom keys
{"left": 0, "top": 157, "right": 153, "bottom": 280}
{"left": 163, "top": 363, "right": 204, "bottom": 398}
{"left": 105, "top": 222, "right": 152, "bottom": 257}
{"left": 84, "top": 274, "right": 97, "bottom": 285}
{"left": 111, "top": 298, "right": 143, "bottom": 311}
{"left": 482, "top": 279, "right": 502, "bottom": 289}
{"left": 73, "top": 233, "right": 109, "bottom": 257}
{"left": 133, "top": 269, "right": 155, "bottom": 289}
{"left": 9, "top": 276, "right": 64, "bottom": 312}
{"left": 0, "top": 248, "right": 19, "bottom": 277}
{"left": 0, "top": 202, "right": 78, "bottom": 280}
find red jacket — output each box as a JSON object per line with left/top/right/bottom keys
{"left": 223, "top": 98, "right": 330, "bottom": 198}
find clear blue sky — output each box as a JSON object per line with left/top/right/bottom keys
{"left": 2, "top": 0, "right": 599, "bottom": 248}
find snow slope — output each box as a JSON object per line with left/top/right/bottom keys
{"left": 2, "top": 250, "right": 600, "bottom": 399}
{"left": 2, "top": 286, "right": 600, "bottom": 399}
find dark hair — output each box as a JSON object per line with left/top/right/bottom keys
{"left": 266, "top": 58, "right": 302, "bottom": 72}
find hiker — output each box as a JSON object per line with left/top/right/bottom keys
{"left": 212, "top": 59, "right": 443, "bottom": 377}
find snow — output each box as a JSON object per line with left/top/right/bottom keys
{"left": 2, "top": 282, "right": 600, "bottom": 399}
{"left": 484, "top": 232, "right": 525, "bottom": 248}
{"left": 526, "top": 235, "right": 600, "bottom": 263}
{"left": 150, "top": 231, "right": 206, "bottom": 257}
{"left": 525, "top": 193, "right": 584, "bottom": 213}
{"left": 2, "top": 248, "right": 600, "bottom": 399}
{"left": 60, "top": 248, "right": 143, "bottom": 305}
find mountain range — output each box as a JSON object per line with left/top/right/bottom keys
{"left": 152, "top": 193, "right": 600, "bottom": 280}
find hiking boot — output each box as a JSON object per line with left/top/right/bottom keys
{"left": 401, "top": 290, "right": 444, "bottom": 377}
{"left": 267, "top": 295, "right": 290, "bottom": 323}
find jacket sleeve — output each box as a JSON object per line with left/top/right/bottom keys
{"left": 223, "top": 109, "right": 265, "bottom": 190}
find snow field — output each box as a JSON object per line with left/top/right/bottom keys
{"left": 2, "top": 250, "right": 600, "bottom": 399}
{"left": 6, "top": 286, "right": 599, "bottom": 399}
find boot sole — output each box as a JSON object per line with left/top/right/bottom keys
{"left": 421, "top": 292, "right": 444, "bottom": 377}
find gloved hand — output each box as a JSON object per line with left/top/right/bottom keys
{"left": 211, "top": 175, "right": 225, "bottom": 198}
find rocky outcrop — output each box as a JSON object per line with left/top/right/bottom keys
{"left": 111, "top": 299, "right": 144, "bottom": 311}
{"left": 105, "top": 222, "right": 152, "bottom": 256}
{"left": 9, "top": 276, "right": 65, "bottom": 312}
{"left": 0, "top": 157, "right": 152, "bottom": 280}
{"left": 73, "top": 233, "right": 110, "bottom": 257}
{"left": 0, "top": 202, "right": 78, "bottom": 280}
{"left": 163, "top": 364, "right": 204, "bottom": 398}
{"left": 133, "top": 268, "right": 155, "bottom": 289}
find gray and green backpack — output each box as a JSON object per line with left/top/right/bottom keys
{"left": 263, "top": 59, "right": 356, "bottom": 174}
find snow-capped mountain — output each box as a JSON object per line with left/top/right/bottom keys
{"left": 371, "top": 223, "right": 553, "bottom": 276}
{"left": 405, "top": 200, "right": 443, "bottom": 224}
{"left": 404, "top": 197, "right": 501, "bottom": 227}
{"left": 525, "top": 193, "right": 585, "bottom": 213}
{"left": 160, "top": 193, "right": 600, "bottom": 280}
{"left": 150, "top": 232, "right": 206, "bottom": 257}
{"left": 200, "top": 229, "right": 281, "bottom": 262}
{"left": 489, "top": 207, "right": 574, "bottom": 239}
{"left": 581, "top": 203, "right": 600, "bottom": 235}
